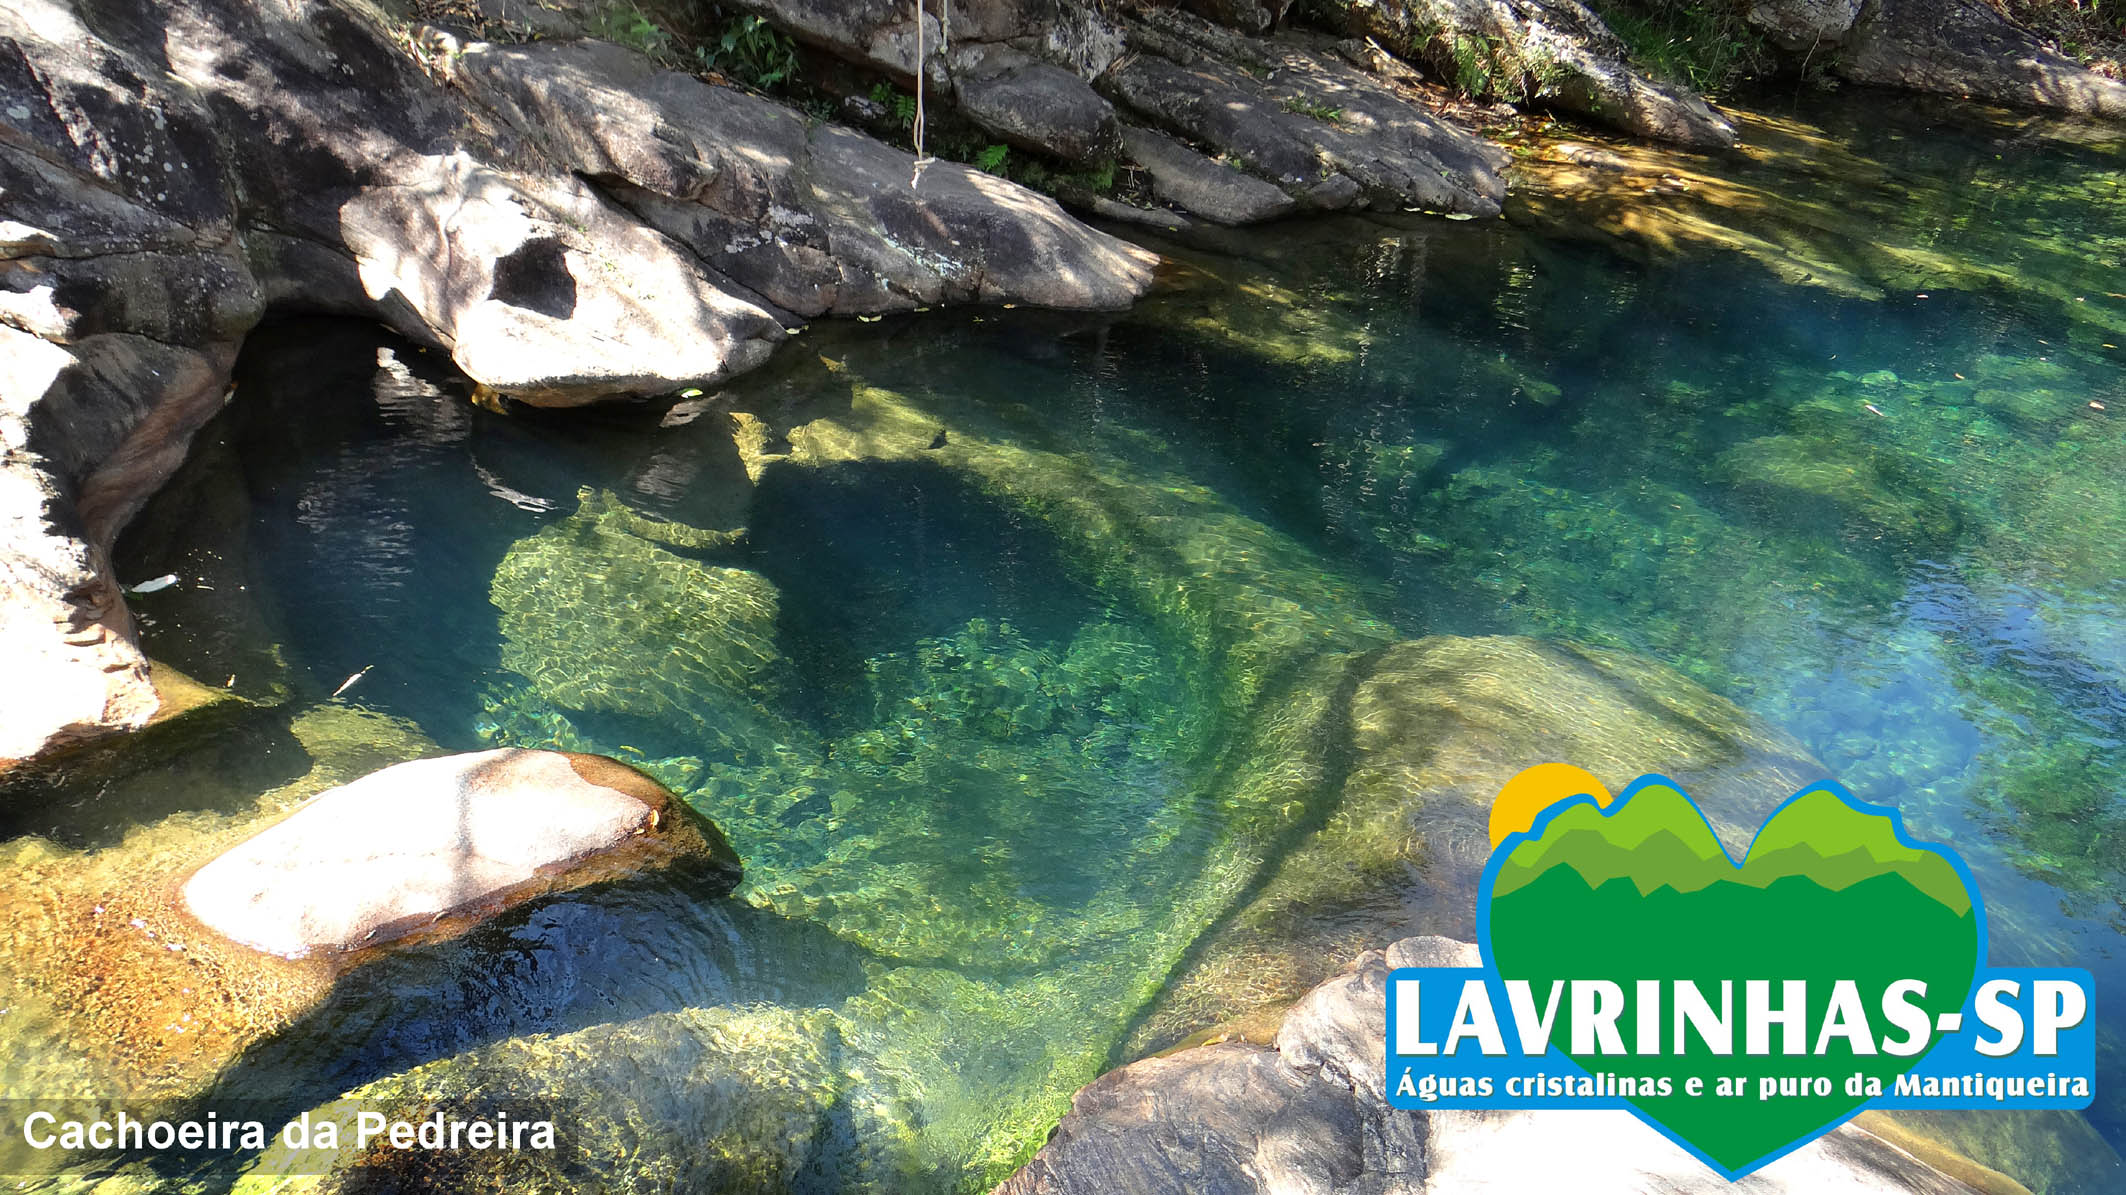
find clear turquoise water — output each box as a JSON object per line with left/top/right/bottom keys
{"left": 54, "top": 94, "right": 2126, "bottom": 1188}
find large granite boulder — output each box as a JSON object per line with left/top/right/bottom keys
{"left": 450, "top": 39, "right": 1154, "bottom": 317}
{"left": 713, "top": 2, "right": 1505, "bottom": 221}
{"left": 1747, "top": 0, "right": 1868, "bottom": 50}
{"left": 182, "top": 749, "right": 740, "bottom": 959}
{"left": 1121, "top": 126, "right": 1298, "bottom": 225}
{"left": 725, "top": 0, "right": 1129, "bottom": 162}
{"left": 998, "top": 937, "right": 2038, "bottom": 1195}
{"left": 726, "top": 0, "right": 1118, "bottom": 79}
{"left": 0, "top": 0, "right": 259, "bottom": 766}
{"left": 1740, "top": 0, "right": 2126, "bottom": 118}
{"left": 1309, "top": 0, "right": 1738, "bottom": 149}
{"left": 1182, "top": 0, "right": 1299, "bottom": 34}
{"left": 954, "top": 42, "right": 1126, "bottom": 165}
{"left": 1834, "top": 0, "right": 2126, "bottom": 120}
{"left": 1102, "top": 12, "right": 1509, "bottom": 218}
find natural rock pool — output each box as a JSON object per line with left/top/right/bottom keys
{"left": 4, "top": 92, "right": 2124, "bottom": 1192}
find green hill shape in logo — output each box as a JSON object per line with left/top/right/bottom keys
{"left": 1485, "top": 780, "right": 1980, "bottom": 1175}
{"left": 1494, "top": 786, "right": 1972, "bottom": 915}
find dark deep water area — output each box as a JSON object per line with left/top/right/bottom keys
{"left": 6, "top": 92, "right": 2125, "bottom": 1191}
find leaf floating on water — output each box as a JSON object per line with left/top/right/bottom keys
{"left": 473, "top": 463, "right": 557, "bottom": 512}
{"left": 1444, "top": 212, "right": 1477, "bottom": 221}
{"left": 125, "top": 574, "right": 179, "bottom": 595}
{"left": 661, "top": 397, "right": 718, "bottom": 428}
{"left": 857, "top": 314, "right": 883, "bottom": 323}
{"left": 330, "top": 666, "right": 373, "bottom": 699}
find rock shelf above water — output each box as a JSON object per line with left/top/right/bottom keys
{"left": 0, "top": 736, "right": 742, "bottom": 1101}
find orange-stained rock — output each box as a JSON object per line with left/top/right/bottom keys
{"left": 0, "top": 743, "right": 737, "bottom": 1099}
{"left": 182, "top": 749, "right": 737, "bottom": 960}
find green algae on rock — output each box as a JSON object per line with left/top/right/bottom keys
{"left": 442, "top": 354, "right": 1411, "bottom": 1188}
{"left": 490, "top": 491, "right": 789, "bottom": 761}
{"left": 0, "top": 707, "right": 736, "bottom": 1121}
{"left": 0, "top": 705, "right": 442, "bottom": 1101}
{"left": 761, "top": 373, "right": 1397, "bottom": 719}
{"left": 233, "top": 1003, "right": 926, "bottom": 1194}
{"left": 1508, "top": 99, "right": 2126, "bottom": 342}
{"left": 1123, "top": 634, "right": 1826, "bottom": 1057}
{"left": 695, "top": 616, "right": 1203, "bottom": 970}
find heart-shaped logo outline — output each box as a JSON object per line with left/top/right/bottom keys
{"left": 1474, "top": 773, "right": 1988, "bottom": 1180}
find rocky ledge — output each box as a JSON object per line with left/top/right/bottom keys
{"left": 999, "top": 936, "right": 2030, "bottom": 1195}
{"left": 1753, "top": 0, "right": 2126, "bottom": 120}
{"left": 1, "top": 746, "right": 739, "bottom": 1098}
{"left": 10, "top": 0, "right": 2126, "bottom": 774}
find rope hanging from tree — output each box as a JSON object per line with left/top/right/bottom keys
{"left": 910, "top": 0, "right": 950, "bottom": 187}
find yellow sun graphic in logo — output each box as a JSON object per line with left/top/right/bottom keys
{"left": 1487, "top": 762, "right": 1614, "bottom": 848}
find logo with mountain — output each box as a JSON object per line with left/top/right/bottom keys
{"left": 1481, "top": 767, "right": 1981, "bottom": 1175}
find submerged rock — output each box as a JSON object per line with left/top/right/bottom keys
{"left": 236, "top": 1003, "right": 926, "bottom": 1193}
{"left": 1128, "top": 634, "right": 1823, "bottom": 1055}
{"left": 488, "top": 493, "right": 793, "bottom": 762}
{"left": 182, "top": 749, "right": 739, "bottom": 960}
{"left": 1310, "top": 0, "right": 1737, "bottom": 149}
{"left": 1001, "top": 937, "right": 2027, "bottom": 1195}
{"left": 0, "top": 704, "right": 443, "bottom": 1097}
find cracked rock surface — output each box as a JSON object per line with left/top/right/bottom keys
{"left": 1308, "top": 0, "right": 1737, "bottom": 149}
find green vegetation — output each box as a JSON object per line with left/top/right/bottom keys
{"left": 972, "top": 141, "right": 1010, "bottom": 173}
{"left": 590, "top": 1, "right": 675, "bottom": 57}
{"left": 1279, "top": 96, "right": 1345, "bottom": 123}
{"left": 566, "top": 2, "right": 807, "bottom": 92}
{"left": 1009, "top": 155, "right": 1119, "bottom": 195}
{"left": 1587, "top": 0, "right": 1776, "bottom": 94}
{"left": 695, "top": 12, "right": 800, "bottom": 90}
{"left": 2006, "top": 0, "right": 2126, "bottom": 72}
{"left": 1406, "top": 22, "right": 1573, "bottom": 103}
